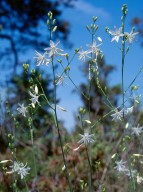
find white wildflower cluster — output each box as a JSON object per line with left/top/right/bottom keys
{"left": 9, "top": 161, "right": 30, "bottom": 180}
{"left": 111, "top": 106, "right": 143, "bottom": 138}
{"left": 109, "top": 27, "right": 124, "bottom": 43}
{"left": 17, "top": 85, "right": 40, "bottom": 116}
{"left": 111, "top": 106, "right": 134, "bottom": 122}
{"left": 114, "top": 160, "right": 137, "bottom": 179}
{"left": 34, "top": 40, "right": 66, "bottom": 67}
{"left": 111, "top": 107, "right": 143, "bottom": 136}
{"left": 78, "top": 40, "right": 102, "bottom": 62}
{"left": 108, "top": 26, "right": 138, "bottom": 44}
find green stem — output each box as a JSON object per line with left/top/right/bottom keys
{"left": 80, "top": 114, "right": 92, "bottom": 191}
{"left": 35, "top": 77, "right": 54, "bottom": 110}
{"left": 51, "top": 57, "right": 73, "bottom": 192}
{"left": 88, "top": 33, "right": 94, "bottom": 192}
{"left": 60, "top": 61, "right": 89, "bottom": 100}
{"left": 121, "top": 21, "right": 125, "bottom": 118}
{"left": 85, "top": 145, "right": 92, "bottom": 173}
{"left": 96, "top": 71, "right": 114, "bottom": 109}
{"left": 125, "top": 65, "right": 143, "bottom": 93}
{"left": 121, "top": 12, "right": 136, "bottom": 192}
{"left": 24, "top": 178, "right": 29, "bottom": 192}
{"left": 29, "top": 112, "right": 39, "bottom": 192}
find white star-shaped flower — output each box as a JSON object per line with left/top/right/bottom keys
{"left": 124, "top": 30, "right": 139, "bottom": 44}
{"left": 114, "top": 160, "right": 127, "bottom": 172}
{"left": 17, "top": 163, "right": 30, "bottom": 179}
{"left": 109, "top": 26, "right": 124, "bottom": 42}
{"left": 34, "top": 51, "right": 51, "bottom": 66}
{"left": 17, "top": 103, "right": 28, "bottom": 117}
{"left": 78, "top": 131, "right": 95, "bottom": 145}
{"left": 87, "top": 40, "right": 101, "bottom": 54}
{"left": 10, "top": 161, "right": 30, "bottom": 180}
{"left": 29, "top": 91, "right": 40, "bottom": 107}
{"left": 78, "top": 49, "right": 90, "bottom": 62}
{"left": 111, "top": 109, "right": 123, "bottom": 121}
{"left": 44, "top": 40, "right": 64, "bottom": 57}
{"left": 131, "top": 124, "right": 143, "bottom": 136}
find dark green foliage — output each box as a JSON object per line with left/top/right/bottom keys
{"left": 0, "top": 0, "right": 73, "bottom": 76}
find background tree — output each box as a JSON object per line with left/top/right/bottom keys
{"left": 0, "top": 0, "right": 75, "bottom": 82}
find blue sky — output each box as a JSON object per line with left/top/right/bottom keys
{"left": 56, "top": 0, "right": 143, "bottom": 131}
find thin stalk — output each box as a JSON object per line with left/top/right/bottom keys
{"left": 48, "top": 18, "right": 73, "bottom": 191}
{"left": 80, "top": 114, "right": 92, "bottom": 191}
{"left": 95, "top": 72, "right": 114, "bottom": 109}
{"left": 68, "top": 76, "right": 89, "bottom": 100}
{"left": 88, "top": 33, "right": 94, "bottom": 192}
{"left": 51, "top": 57, "right": 73, "bottom": 192}
{"left": 121, "top": 19, "right": 125, "bottom": 118}
{"left": 29, "top": 112, "right": 39, "bottom": 192}
{"left": 85, "top": 145, "right": 92, "bottom": 172}
{"left": 35, "top": 77, "right": 54, "bottom": 110}
{"left": 121, "top": 13, "right": 136, "bottom": 192}
{"left": 60, "top": 62, "right": 89, "bottom": 100}
{"left": 12, "top": 155, "right": 18, "bottom": 192}
{"left": 125, "top": 65, "right": 143, "bottom": 93}
{"left": 24, "top": 178, "right": 29, "bottom": 192}
{"left": 10, "top": 131, "right": 18, "bottom": 192}
{"left": 91, "top": 98, "right": 128, "bottom": 129}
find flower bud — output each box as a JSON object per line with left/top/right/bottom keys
{"left": 105, "top": 27, "right": 109, "bottom": 33}
{"left": 86, "top": 25, "right": 90, "bottom": 32}
{"left": 93, "top": 16, "right": 98, "bottom": 22}
{"left": 75, "top": 48, "right": 79, "bottom": 53}
{"left": 79, "top": 107, "right": 86, "bottom": 114}
{"left": 52, "top": 26, "right": 57, "bottom": 32}
{"left": 31, "top": 69, "right": 35, "bottom": 75}
{"left": 52, "top": 19, "right": 56, "bottom": 25}
{"left": 23, "top": 64, "right": 29, "bottom": 73}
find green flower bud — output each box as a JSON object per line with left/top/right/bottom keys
{"left": 79, "top": 107, "right": 86, "bottom": 114}
{"left": 31, "top": 69, "right": 35, "bottom": 75}
{"left": 47, "top": 20, "right": 50, "bottom": 25}
{"left": 86, "top": 25, "right": 90, "bottom": 32}
{"left": 93, "top": 16, "right": 98, "bottom": 22}
{"left": 23, "top": 64, "right": 29, "bottom": 73}
{"left": 52, "top": 19, "right": 56, "bottom": 25}
{"left": 121, "top": 4, "right": 128, "bottom": 16}
{"left": 105, "top": 27, "right": 109, "bottom": 33}
{"left": 64, "top": 66, "right": 70, "bottom": 74}
{"left": 57, "top": 59, "right": 62, "bottom": 63}
{"left": 95, "top": 25, "right": 98, "bottom": 31}
{"left": 29, "top": 78, "right": 33, "bottom": 84}
{"left": 75, "top": 48, "right": 79, "bottom": 53}
{"left": 131, "top": 85, "right": 139, "bottom": 91}
{"left": 52, "top": 26, "right": 57, "bottom": 32}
